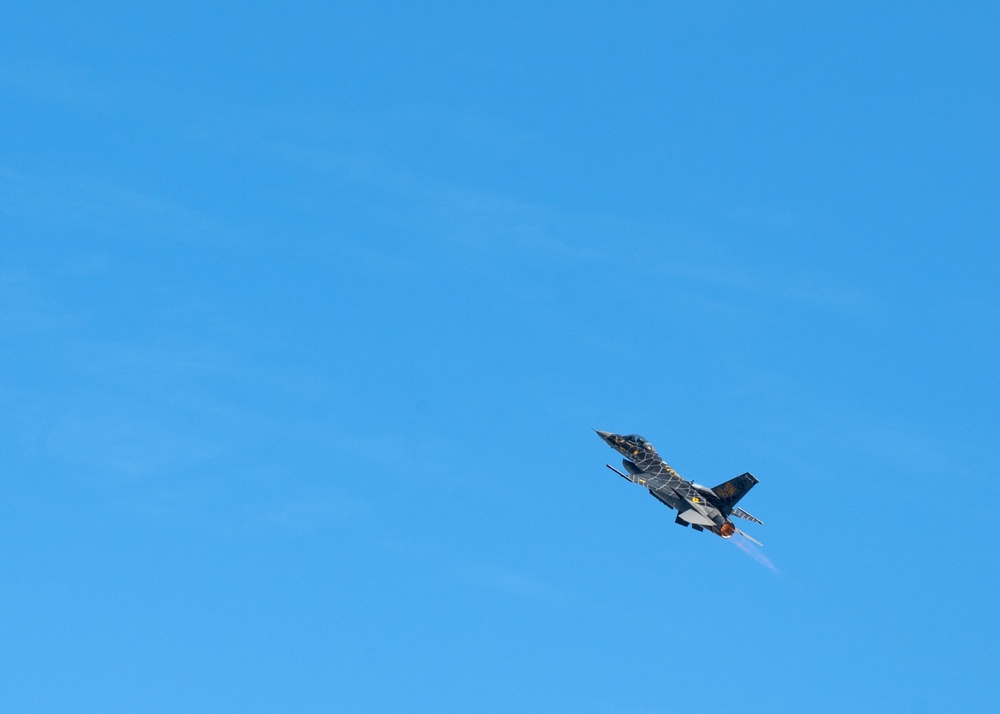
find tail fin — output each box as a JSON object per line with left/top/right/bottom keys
{"left": 711, "top": 472, "right": 758, "bottom": 509}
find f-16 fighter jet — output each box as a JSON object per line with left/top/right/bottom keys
{"left": 595, "top": 430, "right": 764, "bottom": 545}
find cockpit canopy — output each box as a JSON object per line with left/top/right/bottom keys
{"left": 625, "top": 434, "right": 650, "bottom": 447}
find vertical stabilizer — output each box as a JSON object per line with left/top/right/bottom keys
{"left": 711, "top": 472, "right": 758, "bottom": 509}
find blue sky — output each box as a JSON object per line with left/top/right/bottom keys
{"left": 2, "top": 3, "right": 998, "bottom": 712}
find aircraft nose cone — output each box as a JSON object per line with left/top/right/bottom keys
{"left": 594, "top": 429, "right": 614, "bottom": 441}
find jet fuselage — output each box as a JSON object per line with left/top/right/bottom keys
{"left": 595, "top": 430, "right": 759, "bottom": 540}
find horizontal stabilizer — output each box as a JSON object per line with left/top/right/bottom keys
{"left": 731, "top": 507, "right": 763, "bottom": 525}
{"left": 735, "top": 528, "right": 764, "bottom": 547}
{"left": 678, "top": 509, "right": 716, "bottom": 527}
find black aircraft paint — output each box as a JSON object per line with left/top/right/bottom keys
{"left": 595, "top": 430, "right": 764, "bottom": 544}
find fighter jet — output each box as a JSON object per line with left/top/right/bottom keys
{"left": 595, "top": 430, "right": 764, "bottom": 545}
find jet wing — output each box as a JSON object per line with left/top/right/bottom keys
{"left": 605, "top": 463, "right": 641, "bottom": 483}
